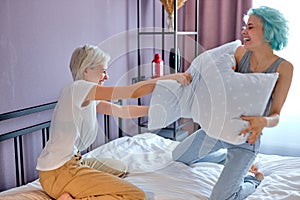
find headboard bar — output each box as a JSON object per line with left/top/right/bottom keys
{"left": 0, "top": 102, "right": 57, "bottom": 121}
{"left": 0, "top": 102, "right": 56, "bottom": 189}
{"left": 14, "top": 136, "right": 25, "bottom": 186}
{"left": 42, "top": 127, "right": 50, "bottom": 147}
{"left": 0, "top": 121, "right": 51, "bottom": 187}
{"left": 104, "top": 115, "right": 110, "bottom": 143}
{"left": 0, "top": 121, "right": 51, "bottom": 142}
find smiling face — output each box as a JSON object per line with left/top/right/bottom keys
{"left": 242, "top": 15, "right": 266, "bottom": 50}
{"left": 83, "top": 65, "right": 109, "bottom": 85}
{"left": 69, "top": 45, "right": 110, "bottom": 82}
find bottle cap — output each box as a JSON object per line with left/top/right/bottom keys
{"left": 153, "top": 53, "right": 162, "bottom": 62}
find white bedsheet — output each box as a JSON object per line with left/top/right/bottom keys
{"left": 1, "top": 133, "right": 300, "bottom": 200}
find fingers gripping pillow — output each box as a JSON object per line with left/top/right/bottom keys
{"left": 148, "top": 40, "right": 278, "bottom": 144}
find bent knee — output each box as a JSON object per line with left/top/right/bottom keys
{"left": 131, "top": 187, "right": 146, "bottom": 200}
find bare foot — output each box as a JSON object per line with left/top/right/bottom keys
{"left": 255, "top": 171, "right": 264, "bottom": 182}
{"left": 57, "top": 192, "right": 74, "bottom": 200}
{"left": 249, "top": 164, "right": 258, "bottom": 174}
{"left": 249, "top": 164, "right": 264, "bottom": 182}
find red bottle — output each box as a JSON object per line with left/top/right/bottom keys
{"left": 152, "top": 53, "right": 164, "bottom": 78}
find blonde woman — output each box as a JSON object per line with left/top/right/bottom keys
{"left": 36, "top": 44, "right": 192, "bottom": 200}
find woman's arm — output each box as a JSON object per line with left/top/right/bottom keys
{"left": 96, "top": 100, "right": 149, "bottom": 118}
{"left": 240, "top": 60, "right": 293, "bottom": 144}
{"left": 267, "top": 60, "right": 293, "bottom": 121}
{"left": 85, "top": 72, "right": 192, "bottom": 101}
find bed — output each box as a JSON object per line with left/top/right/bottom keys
{"left": 1, "top": 103, "right": 300, "bottom": 200}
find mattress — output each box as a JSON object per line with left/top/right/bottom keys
{"left": 1, "top": 133, "right": 300, "bottom": 200}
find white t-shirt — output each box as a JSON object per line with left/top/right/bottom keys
{"left": 36, "top": 80, "right": 99, "bottom": 171}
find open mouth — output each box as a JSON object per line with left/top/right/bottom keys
{"left": 244, "top": 37, "right": 251, "bottom": 42}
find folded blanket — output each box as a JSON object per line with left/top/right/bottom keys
{"left": 148, "top": 40, "right": 278, "bottom": 144}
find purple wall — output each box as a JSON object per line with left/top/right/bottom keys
{"left": 0, "top": 0, "right": 138, "bottom": 113}
{"left": 0, "top": 0, "right": 161, "bottom": 191}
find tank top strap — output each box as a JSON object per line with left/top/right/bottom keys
{"left": 237, "top": 51, "right": 251, "bottom": 73}
{"left": 237, "top": 50, "right": 284, "bottom": 73}
{"left": 263, "top": 57, "right": 284, "bottom": 73}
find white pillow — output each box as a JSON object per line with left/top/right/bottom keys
{"left": 148, "top": 40, "right": 279, "bottom": 145}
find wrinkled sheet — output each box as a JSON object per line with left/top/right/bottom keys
{"left": 1, "top": 133, "right": 300, "bottom": 200}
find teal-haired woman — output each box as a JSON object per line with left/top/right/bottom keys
{"left": 173, "top": 6, "right": 293, "bottom": 200}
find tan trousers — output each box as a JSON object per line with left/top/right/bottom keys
{"left": 39, "top": 156, "right": 145, "bottom": 200}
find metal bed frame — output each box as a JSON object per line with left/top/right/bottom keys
{"left": 0, "top": 102, "right": 56, "bottom": 187}
{"left": 0, "top": 102, "right": 119, "bottom": 190}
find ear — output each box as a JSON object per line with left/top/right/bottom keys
{"left": 82, "top": 68, "right": 89, "bottom": 80}
{"left": 83, "top": 68, "right": 89, "bottom": 75}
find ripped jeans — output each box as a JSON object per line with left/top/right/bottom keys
{"left": 172, "top": 129, "right": 261, "bottom": 200}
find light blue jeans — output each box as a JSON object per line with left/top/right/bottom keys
{"left": 172, "top": 129, "right": 261, "bottom": 200}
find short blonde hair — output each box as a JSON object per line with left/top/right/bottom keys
{"left": 69, "top": 45, "right": 110, "bottom": 80}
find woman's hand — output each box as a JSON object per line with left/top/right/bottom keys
{"left": 166, "top": 72, "right": 193, "bottom": 86}
{"left": 240, "top": 116, "right": 267, "bottom": 144}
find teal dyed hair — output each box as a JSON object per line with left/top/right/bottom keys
{"left": 248, "top": 6, "right": 289, "bottom": 51}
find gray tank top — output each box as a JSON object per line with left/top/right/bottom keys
{"left": 237, "top": 51, "right": 283, "bottom": 116}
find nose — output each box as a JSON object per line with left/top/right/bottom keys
{"left": 104, "top": 73, "right": 109, "bottom": 80}
{"left": 241, "top": 27, "right": 247, "bottom": 35}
